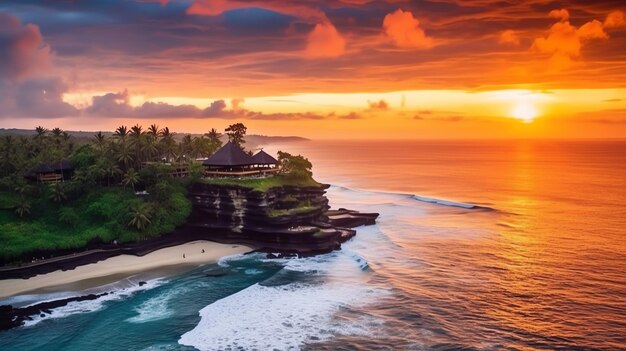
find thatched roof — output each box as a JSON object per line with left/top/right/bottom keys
{"left": 31, "top": 163, "right": 55, "bottom": 174}
{"left": 52, "top": 160, "right": 74, "bottom": 171}
{"left": 251, "top": 150, "right": 278, "bottom": 165}
{"left": 31, "top": 160, "right": 74, "bottom": 174}
{"left": 202, "top": 141, "right": 254, "bottom": 167}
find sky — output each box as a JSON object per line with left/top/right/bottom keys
{"left": 1, "top": 0, "right": 625, "bottom": 139}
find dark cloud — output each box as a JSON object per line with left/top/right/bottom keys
{"left": 0, "top": 78, "right": 78, "bottom": 118}
{"left": 85, "top": 90, "right": 204, "bottom": 118}
{"left": 83, "top": 93, "right": 332, "bottom": 120}
{"left": 367, "top": 99, "right": 389, "bottom": 110}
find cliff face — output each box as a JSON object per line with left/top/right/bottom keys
{"left": 0, "top": 181, "right": 378, "bottom": 280}
{"left": 186, "top": 182, "right": 375, "bottom": 255}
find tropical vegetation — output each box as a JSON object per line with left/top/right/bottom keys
{"left": 0, "top": 122, "right": 317, "bottom": 264}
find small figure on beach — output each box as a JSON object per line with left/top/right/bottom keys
{"left": 183, "top": 253, "right": 186, "bottom": 259}
{"left": 202, "top": 249, "right": 205, "bottom": 253}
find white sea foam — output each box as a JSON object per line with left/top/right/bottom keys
{"left": 179, "top": 281, "right": 389, "bottom": 351}
{"left": 126, "top": 286, "right": 188, "bottom": 323}
{"left": 22, "top": 279, "right": 166, "bottom": 327}
{"left": 179, "top": 250, "right": 390, "bottom": 350}
{"left": 328, "top": 184, "right": 490, "bottom": 210}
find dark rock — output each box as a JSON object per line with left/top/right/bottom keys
{"left": 0, "top": 292, "right": 110, "bottom": 331}
{"left": 204, "top": 267, "right": 230, "bottom": 277}
{"left": 138, "top": 281, "right": 147, "bottom": 287}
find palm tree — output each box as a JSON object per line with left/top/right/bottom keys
{"left": 142, "top": 135, "right": 159, "bottom": 162}
{"left": 181, "top": 134, "right": 193, "bottom": 158}
{"left": 35, "top": 126, "right": 48, "bottom": 139}
{"left": 104, "top": 162, "right": 122, "bottom": 186}
{"left": 94, "top": 132, "right": 106, "bottom": 153}
{"left": 114, "top": 125, "right": 128, "bottom": 141}
{"left": 205, "top": 128, "right": 223, "bottom": 155}
{"left": 129, "top": 124, "right": 145, "bottom": 167}
{"left": 122, "top": 168, "right": 140, "bottom": 192}
{"left": 51, "top": 127, "right": 62, "bottom": 138}
{"left": 130, "top": 124, "right": 143, "bottom": 138}
{"left": 14, "top": 201, "right": 31, "bottom": 218}
{"left": 159, "top": 127, "right": 175, "bottom": 162}
{"left": 49, "top": 183, "right": 67, "bottom": 204}
{"left": 147, "top": 124, "right": 160, "bottom": 139}
{"left": 128, "top": 203, "right": 152, "bottom": 231}
{"left": 116, "top": 142, "right": 135, "bottom": 171}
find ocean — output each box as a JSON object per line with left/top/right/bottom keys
{"left": 1, "top": 140, "right": 625, "bottom": 350}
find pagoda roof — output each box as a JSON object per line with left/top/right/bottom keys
{"left": 251, "top": 150, "right": 278, "bottom": 165}
{"left": 202, "top": 141, "right": 254, "bottom": 167}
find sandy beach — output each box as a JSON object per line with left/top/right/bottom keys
{"left": 0, "top": 241, "right": 253, "bottom": 299}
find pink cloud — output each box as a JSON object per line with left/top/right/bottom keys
{"left": 305, "top": 22, "right": 346, "bottom": 58}
{"left": 382, "top": 9, "right": 433, "bottom": 49}
{"left": 0, "top": 13, "right": 52, "bottom": 80}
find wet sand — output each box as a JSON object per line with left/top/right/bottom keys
{"left": 0, "top": 241, "right": 253, "bottom": 299}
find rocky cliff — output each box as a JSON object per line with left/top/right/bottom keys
{"left": 185, "top": 182, "right": 378, "bottom": 255}
{"left": 0, "top": 181, "right": 378, "bottom": 279}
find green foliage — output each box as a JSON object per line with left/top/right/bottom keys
{"left": 49, "top": 183, "right": 67, "bottom": 203}
{"left": 128, "top": 203, "right": 152, "bottom": 231}
{"left": 70, "top": 144, "right": 96, "bottom": 169}
{"left": 188, "top": 162, "right": 204, "bottom": 183}
{"left": 0, "top": 183, "right": 192, "bottom": 263}
{"left": 59, "top": 207, "right": 80, "bottom": 227}
{"left": 0, "top": 122, "right": 315, "bottom": 264}
{"left": 277, "top": 151, "right": 313, "bottom": 180}
{"left": 14, "top": 200, "right": 31, "bottom": 218}
{"left": 225, "top": 123, "right": 247, "bottom": 147}
{"left": 122, "top": 168, "right": 140, "bottom": 191}
{"left": 201, "top": 174, "right": 321, "bottom": 192}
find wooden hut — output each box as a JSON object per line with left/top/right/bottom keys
{"left": 28, "top": 160, "right": 74, "bottom": 183}
{"left": 202, "top": 141, "right": 256, "bottom": 176}
{"left": 251, "top": 150, "right": 279, "bottom": 170}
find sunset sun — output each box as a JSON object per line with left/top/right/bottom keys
{"left": 511, "top": 102, "right": 539, "bottom": 123}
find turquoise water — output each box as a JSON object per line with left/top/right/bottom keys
{"left": 1, "top": 140, "right": 625, "bottom": 350}
{"left": 0, "top": 256, "right": 284, "bottom": 350}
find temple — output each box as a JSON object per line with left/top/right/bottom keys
{"left": 202, "top": 141, "right": 279, "bottom": 177}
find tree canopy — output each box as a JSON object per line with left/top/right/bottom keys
{"left": 225, "top": 123, "right": 247, "bottom": 147}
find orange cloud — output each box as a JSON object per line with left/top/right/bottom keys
{"left": 499, "top": 30, "right": 520, "bottom": 45}
{"left": 532, "top": 9, "right": 612, "bottom": 70}
{"left": 549, "top": 9, "right": 570, "bottom": 22}
{"left": 604, "top": 10, "right": 625, "bottom": 29}
{"left": 578, "top": 20, "right": 608, "bottom": 40}
{"left": 382, "top": 9, "right": 433, "bottom": 49}
{"left": 305, "top": 22, "right": 346, "bottom": 58}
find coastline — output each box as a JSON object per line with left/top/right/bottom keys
{"left": 0, "top": 241, "right": 253, "bottom": 300}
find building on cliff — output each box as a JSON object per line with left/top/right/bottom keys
{"left": 203, "top": 141, "right": 279, "bottom": 176}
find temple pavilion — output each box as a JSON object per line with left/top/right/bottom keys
{"left": 202, "top": 141, "right": 279, "bottom": 176}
